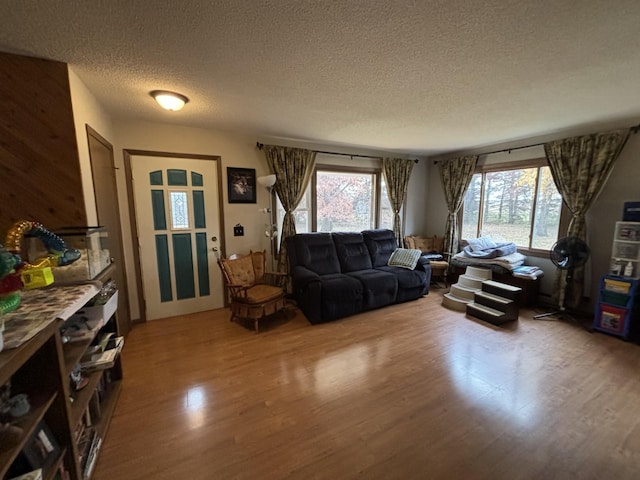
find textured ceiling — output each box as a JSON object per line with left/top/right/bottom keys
{"left": 1, "top": 0, "right": 639, "bottom": 155}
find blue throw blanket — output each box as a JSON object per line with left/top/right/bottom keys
{"left": 462, "top": 242, "right": 517, "bottom": 259}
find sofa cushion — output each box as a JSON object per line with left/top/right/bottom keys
{"left": 251, "top": 250, "right": 266, "bottom": 283}
{"left": 221, "top": 253, "right": 255, "bottom": 287}
{"left": 433, "top": 235, "right": 445, "bottom": 253}
{"left": 333, "top": 232, "right": 373, "bottom": 273}
{"left": 346, "top": 269, "right": 397, "bottom": 310}
{"left": 319, "top": 273, "right": 363, "bottom": 321}
{"left": 362, "top": 229, "right": 398, "bottom": 267}
{"left": 413, "top": 236, "right": 434, "bottom": 252}
{"left": 376, "top": 265, "right": 428, "bottom": 290}
{"left": 404, "top": 235, "right": 445, "bottom": 254}
{"left": 245, "top": 284, "right": 284, "bottom": 304}
{"left": 292, "top": 232, "right": 341, "bottom": 275}
{"left": 388, "top": 248, "right": 422, "bottom": 270}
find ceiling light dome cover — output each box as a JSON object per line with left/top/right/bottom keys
{"left": 150, "top": 90, "right": 189, "bottom": 111}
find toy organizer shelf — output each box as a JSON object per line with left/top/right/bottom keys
{"left": 610, "top": 221, "right": 640, "bottom": 279}
{"left": 593, "top": 275, "right": 640, "bottom": 340}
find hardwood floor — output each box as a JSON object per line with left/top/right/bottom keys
{"left": 92, "top": 288, "right": 640, "bottom": 480}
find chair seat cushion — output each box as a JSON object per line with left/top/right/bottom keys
{"left": 429, "top": 260, "right": 449, "bottom": 271}
{"left": 245, "top": 284, "right": 284, "bottom": 304}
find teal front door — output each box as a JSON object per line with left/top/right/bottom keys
{"left": 131, "top": 155, "right": 223, "bottom": 320}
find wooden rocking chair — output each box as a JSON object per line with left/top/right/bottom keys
{"left": 217, "top": 250, "right": 286, "bottom": 332}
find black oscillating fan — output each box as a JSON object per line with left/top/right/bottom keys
{"left": 533, "top": 236, "right": 590, "bottom": 319}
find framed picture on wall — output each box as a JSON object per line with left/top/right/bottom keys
{"left": 227, "top": 167, "right": 257, "bottom": 204}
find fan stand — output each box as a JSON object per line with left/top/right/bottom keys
{"left": 533, "top": 306, "right": 574, "bottom": 320}
{"left": 534, "top": 267, "right": 570, "bottom": 319}
{"left": 533, "top": 269, "right": 591, "bottom": 330}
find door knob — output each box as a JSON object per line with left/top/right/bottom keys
{"left": 211, "top": 236, "right": 217, "bottom": 241}
{"left": 212, "top": 246, "right": 218, "bottom": 252}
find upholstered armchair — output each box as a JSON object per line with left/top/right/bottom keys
{"left": 217, "top": 250, "right": 286, "bottom": 332}
{"left": 404, "top": 235, "right": 449, "bottom": 285}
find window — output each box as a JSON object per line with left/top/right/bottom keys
{"left": 276, "top": 164, "right": 395, "bottom": 245}
{"left": 316, "top": 170, "right": 376, "bottom": 232}
{"left": 169, "top": 190, "right": 190, "bottom": 230}
{"left": 461, "top": 160, "right": 565, "bottom": 251}
{"left": 379, "top": 178, "right": 394, "bottom": 230}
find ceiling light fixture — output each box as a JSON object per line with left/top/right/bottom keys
{"left": 150, "top": 90, "right": 189, "bottom": 111}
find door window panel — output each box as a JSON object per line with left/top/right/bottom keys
{"left": 169, "top": 191, "right": 190, "bottom": 230}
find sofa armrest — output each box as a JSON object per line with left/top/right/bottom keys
{"left": 290, "top": 265, "right": 324, "bottom": 324}
{"left": 291, "top": 265, "right": 321, "bottom": 287}
{"left": 417, "top": 255, "right": 432, "bottom": 270}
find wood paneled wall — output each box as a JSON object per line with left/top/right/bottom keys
{"left": 0, "top": 51, "right": 87, "bottom": 236}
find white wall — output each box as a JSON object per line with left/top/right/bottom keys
{"left": 404, "top": 160, "right": 429, "bottom": 236}
{"left": 68, "top": 68, "right": 116, "bottom": 225}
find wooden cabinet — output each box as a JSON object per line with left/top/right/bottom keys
{"left": 0, "top": 50, "right": 131, "bottom": 335}
{"left": 0, "top": 51, "right": 87, "bottom": 236}
{"left": 0, "top": 269, "right": 123, "bottom": 480}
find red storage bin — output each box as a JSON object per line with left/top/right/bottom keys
{"left": 596, "top": 304, "right": 627, "bottom": 335}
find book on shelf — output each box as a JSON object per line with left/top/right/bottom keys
{"left": 82, "top": 433, "right": 102, "bottom": 480}
{"left": 80, "top": 336, "right": 124, "bottom": 371}
{"left": 88, "top": 390, "right": 102, "bottom": 422}
{"left": 60, "top": 315, "right": 104, "bottom": 343}
{"left": 77, "top": 428, "right": 95, "bottom": 467}
{"left": 8, "top": 469, "right": 43, "bottom": 480}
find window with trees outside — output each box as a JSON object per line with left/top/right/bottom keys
{"left": 460, "top": 160, "right": 565, "bottom": 252}
{"left": 276, "top": 165, "right": 394, "bottom": 246}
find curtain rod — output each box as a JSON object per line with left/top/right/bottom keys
{"left": 256, "top": 142, "right": 419, "bottom": 163}
{"left": 434, "top": 122, "right": 640, "bottom": 163}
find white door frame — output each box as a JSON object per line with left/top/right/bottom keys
{"left": 124, "top": 150, "right": 226, "bottom": 323}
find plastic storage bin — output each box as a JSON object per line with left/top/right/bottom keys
{"left": 600, "top": 290, "right": 630, "bottom": 307}
{"left": 615, "top": 222, "right": 640, "bottom": 241}
{"left": 604, "top": 278, "right": 631, "bottom": 294}
{"left": 27, "top": 226, "right": 111, "bottom": 282}
{"left": 595, "top": 304, "right": 627, "bottom": 335}
{"left": 593, "top": 275, "right": 640, "bottom": 340}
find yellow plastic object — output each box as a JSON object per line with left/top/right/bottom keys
{"left": 604, "top": 278, "right": 631, "bottom": 294}
{"left": 21, "top": 267, "right": 54, "bottom": 289}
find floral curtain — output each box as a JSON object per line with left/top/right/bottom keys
{"left": 438, "top": 155, "right": 478, "bottom": 258}
{"left": 262, "top": 145, "right": 316, "bottom": 273}
{"left": 382, "top": 158, "right": 414, "bottom": 246}
{"left": 545, "top": 128, "right": 630, "bottom": 309}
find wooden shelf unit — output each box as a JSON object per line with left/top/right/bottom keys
{"left": 0, "top": 273, "right": 123, "bottom": 480}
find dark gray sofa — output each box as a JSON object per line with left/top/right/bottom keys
{"left": 286, "top": 229, "right": 431, "bottom": 324}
